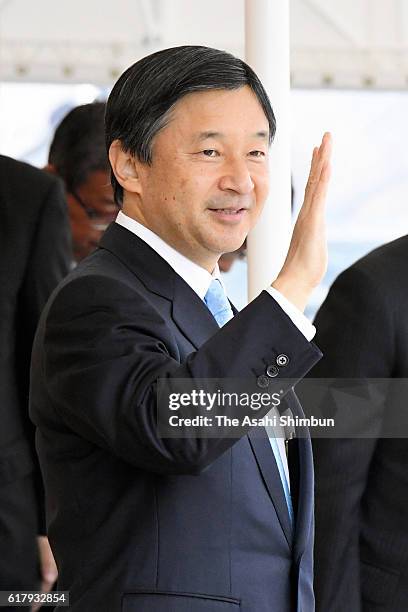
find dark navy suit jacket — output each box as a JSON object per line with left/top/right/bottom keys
{"left": 30, "top": 222, "right": 321, "bottom": 611}
{"left": 0, "top": 155, "right": 70, "bottom": 598}
{"left": 310, "top": 235, "right": 408, "bottom": 612}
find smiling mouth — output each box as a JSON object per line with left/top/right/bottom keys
{"left": 209, "top": 208, "right": 247, "bottom": 215}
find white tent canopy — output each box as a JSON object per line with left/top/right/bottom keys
{"left": 0, "top": 0, "right": 407, "bottom": 89}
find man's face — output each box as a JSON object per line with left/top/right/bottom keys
{"left": 67, "top": 169, "right": 117, "bottom": 261}
{"left": 124, "top": 86, "right": 270, "bottom": 270}
{"left": 73, "top": 169, "right": 117, "bottom": 228}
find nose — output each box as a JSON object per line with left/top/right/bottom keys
{"left": 218, "top": 158, "right": 254, "bottom": 195}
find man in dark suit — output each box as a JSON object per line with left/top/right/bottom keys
{"left": 310, "top": 235, "right": 408, "bottom": 611}
{"left": 30, "top": 46, "right": 331, "bottom": 611}
{"left": 0, "top": 155, "right": 71, "bottom": 605}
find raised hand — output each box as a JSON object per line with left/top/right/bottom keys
{"left": 272, "top": 132, "right": 332, "bottom": 311}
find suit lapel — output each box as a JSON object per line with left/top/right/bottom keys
{"left": 99, "top": 223, "right": 175, "bottom": 299}
{"left": 99, "top": 223, "right": 220, "bottom": 349}
{"left": 172, "top": 274, "right": 220, "bottom": 349}
{"left": 248, "top": 429, "right": 293, "bottom": 549}
{"left": 230, "top": 302, "right": 239, "bottom": 316}
{"left": 248, "top": 391, "right": 315, "bottom": 554}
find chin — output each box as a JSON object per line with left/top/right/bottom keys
{"left": 222, "top": 233, "right": 248, "bottom": 253}
{"left": 202, "top": 229, "right": 248, "bottom": 258}
{"left": 213, "top": 241, "right": 245, "bottom": 257}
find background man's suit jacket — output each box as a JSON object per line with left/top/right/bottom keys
{"left": 0, "top": 155, "right": 71, "bottom": 593}
{"left": 30, "top": 222, "right": 322, "bottom": 612}
{"left": 310, "top": 235, "right": 408, "bottom": 612}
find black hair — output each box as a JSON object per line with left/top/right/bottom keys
{"left": 105, "top": 45, "right": 276, "bottom": 205}
{"left": 48, "top": 102, "right": 108, "bottom": 192}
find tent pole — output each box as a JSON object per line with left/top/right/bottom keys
{"left": 245, "top": 0, "right": 292, "bottom": 301}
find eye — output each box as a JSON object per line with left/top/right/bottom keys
{"left": 202, "top": 149, "right": 219, "bottom": 157}
{"left": 249, "top": 150, "right": 266, "bottom": 158}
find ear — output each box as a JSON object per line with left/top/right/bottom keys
{"left": 108, "top": 140, "right": 143, "bottom": 196}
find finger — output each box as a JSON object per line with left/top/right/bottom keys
{"left": 317, "top": 134, "right": 333, "bottom": 177}
{"left": 320, "top": 132, "right": 333, "bottom": 163}
{"left": 305, "top": 147, "right": 320, "bottom": 186}
{"left": 311, "top": 160, "right": 331, "bottom": 214}
{"left": 314, "top": 133, "right": 332, "bottom": 178}
{"left": 305, "top": 134, "right": 332, "bottom": 205}
{"left": 308, "top": 135, "right": 329, "bottom": 183}
{"left": 303, "top": 147, "right": 323, "bottom": 205}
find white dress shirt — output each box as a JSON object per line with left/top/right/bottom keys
{"left": 116, "top": 211, "right": 315, "bottom": 339}
{"left": 115, "top": 211, "right": 315, "bottom": 488}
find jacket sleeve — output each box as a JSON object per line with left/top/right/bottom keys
{"left": 36, "top": 276, "right": 322, "bottom": 476}
{"left": 307, "top": 264, "right": 395, "bottom": 612}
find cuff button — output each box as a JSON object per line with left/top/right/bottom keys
{"left": 266, "top": 364, "right": 279, "bottom": 378}
{"left": 276, "top": 354, "right": 289, "bottom": 367}
{"left": 257, "top": 374, "right": 270, "bottom": 388}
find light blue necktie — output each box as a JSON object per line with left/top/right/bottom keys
{"left": 204, "top": 279, "right": 234, "bottom": 327}
{"left": 204, "top": 278, "right": 294, "bottom": 526}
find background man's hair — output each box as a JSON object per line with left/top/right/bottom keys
{"left": 105, "top": 45, "right": 276, "bottom": 206}
{"left": 49, "top": 102, "right": 108, "bottom": 193}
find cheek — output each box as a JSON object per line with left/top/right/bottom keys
{"left": 171, "top": 175, "right": 207, "bottom": 211}
{"left": 176, "top": 177, "right": 191, "bottom": 201}
{"left": 145, "top": 174, "right": 180, "bottom": 214}
{"left": 148, "top": 158, "right": 215, "bottom": 219}
{"left": 156, "top": 180, "right": 194, "bottom": 225}
{"left": 254, "top": 174, "right": 270, "bottom": 207}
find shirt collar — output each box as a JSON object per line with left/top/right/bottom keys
{"left": 115, "top": 211, "right": 223, "bottom": 300}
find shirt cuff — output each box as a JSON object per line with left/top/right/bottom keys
{"left": 265, "top": 287, "right": 316, "bottom": 342}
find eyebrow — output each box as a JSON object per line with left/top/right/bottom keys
{"left": 194, "top": 130, "right": 269, "bottom": 142}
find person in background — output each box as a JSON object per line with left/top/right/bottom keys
{"left": 309, "top": 235, "right": 408, "bottom": 611}
{"left": 0, "top": 155, "right": 71, "bottom": 609}
{"left": 46, "top": 102, "right": 118, "bottom": 263}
